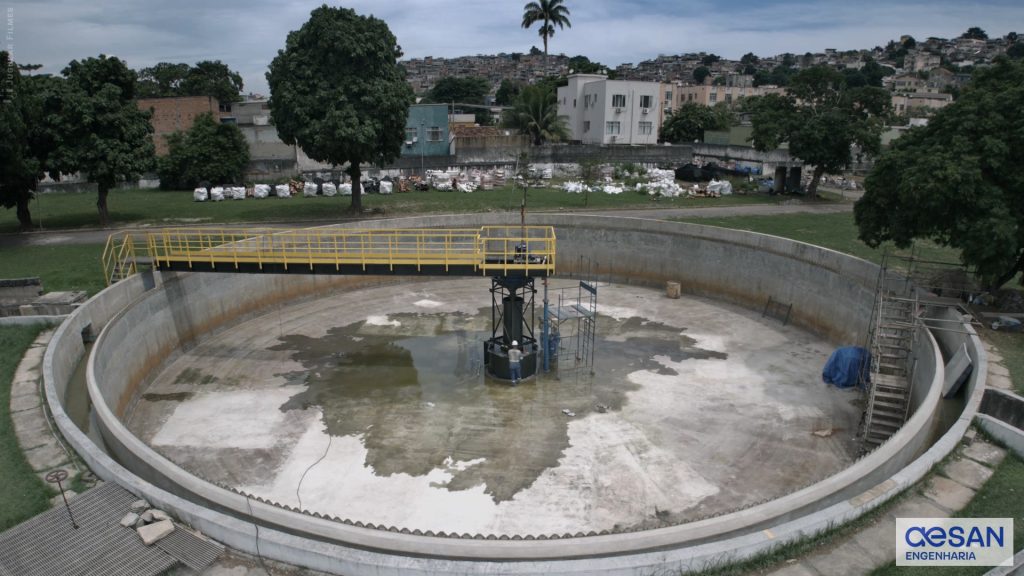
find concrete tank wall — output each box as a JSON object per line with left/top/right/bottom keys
{"left": 42, "top": 215, "right": 988, "bottom": 575}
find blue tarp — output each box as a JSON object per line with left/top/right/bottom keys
{"left": 822, "top": 346, "right": 870, "bottom": 389}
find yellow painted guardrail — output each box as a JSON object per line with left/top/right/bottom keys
{"left": 103, "top": 226, "right": 556, "bottom": 285}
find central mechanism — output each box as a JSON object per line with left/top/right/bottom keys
{"left": 484, "top": 274, "right": 537, "bottom": 382}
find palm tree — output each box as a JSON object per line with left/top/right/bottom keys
{"left": 506, "top": 85, "right": 569, "bottom": 145}
{"left": 521, "top": 0, "right": 571, "bottom": 56}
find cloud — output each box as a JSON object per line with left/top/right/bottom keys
{"left": 6, "top": 0, "right": 1023, "bottom": 95}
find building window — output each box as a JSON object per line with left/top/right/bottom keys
{"left": 573, "top": 98, "right": 577, "bottom": 108}
{"left": 584, "top": 121, "right": 591, "bottom": 133}
{"left": 218, "top": 103, "right": 232, "bottom": 113}
{"left": 612, "top": 94, "right": 626, "bottom": 107}
{"left": 665, "top": 91, "right": 673, "bottom": 101}
{"left": 605, "top": 121, "right": 621, "bottom": 135}
{"left": 688, "top": 93, "right": 694, "bottom": 101}
{"left": 639, "top": 95, "right": 653, "bottom": 108}
{"left": 709, "top": 93, "right": 717, "bottom": 103}
{"left": 428, "top": 126, "right": 442, "bottom": 141}
{"left": 405, "top": 127, "right": 418, "bottom": 142}
{"left": 638, "top": 121, "right": 653, "bottom": 135}
{"left": 725, "top": 93, "right": 732, "bottom": 104}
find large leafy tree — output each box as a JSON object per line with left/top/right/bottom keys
{"left": 521, "top": 0, "right": 571, "bottom": 56}
{"left": 661, "top": 102, "right": 734, "bottom": 143}
{"left": 46, "top": 55, "right": 155, "bottom": 226}
{"left": 495, "top": 79, "right": 523, "bottom": 106}
{"left": 746, "top": 65, "right": 890, "bottom": 195}
{"left": 425, "top": 76, "right": 491, "bottom": 124}
{"left": 158, "top": 113, "right": 249, "bottom": 190}
{"left": 855, "top": 57, "right": 1024, "bottom": 289}
{"left": 267, "top": 6, "right": 414, "bottom": 212}
{"left": 136, "top": 60, "right": 243, "bottom": 103}
{"left": 503, "top": 85, "right": 568, "bottom": 145}
{"left": 136, "top": 62, "right": 191, "bottom": 98}
{"left": 182, "top": 60, "right": 243, "bottom": 104}
{"left": 0, "top": 51, "right": 40, "bottom": 230}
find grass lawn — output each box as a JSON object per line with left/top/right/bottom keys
{"left": 983, "top": 330, "right": 1024, "bottom": 396}
{"left": 0, "top": 243, "right": 107, "bottom": 296}
{"left": 870, "top": 453, "right": 1024, "bottom": 576}
{"left": 676, "top": 211, "right": 960, "bottom": 269}
{"left": 3, "top": 186, "right": 784, "bottom": 233}
{"left": 0, "top": 324, "right": 53, "bottom": 532}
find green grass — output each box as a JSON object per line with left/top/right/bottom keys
{"left": 4, "top": 186, "right": 785, "bottom": 233}
{"left": 676, "top": 211, "right": 960, "bottom": 268}
{"left": 0, "top": 324, "right": 53, "bottom": 532}
{"left": 983, "top": 330, "right": 1024, "bottom": 396}
{"left": 0, "top": 243, "right": 107, "bottom": 295}
{"left": 870, "top": 453, "right": 1024, "bottom": 576}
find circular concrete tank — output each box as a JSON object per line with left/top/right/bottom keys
{"left": 123, "top": 279, "right": 862, "bottom": 537}
{"left": 42, "top": 215, "right": 987, "bottom": 575}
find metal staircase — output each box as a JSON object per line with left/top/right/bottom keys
{"left": 862, "top": 290, "right": 917, "bottom": 448}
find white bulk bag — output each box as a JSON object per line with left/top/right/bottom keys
{"left": 231, "top": 186, "right": 246, "bottom": 200}
{"left": 253, "top": 184, "right": 270, "bottom": 199}
{"left": 275, "top": 184, "right": 291, "bottom": 198}
{"left": 303, "top": 182, "right": 318, "bottom": 197}
{"left": 322, "top": 183, "right": 337, "bottom": 197}
{"left": 193, "top": 187, "right": 208, "bottom": 202}
{"left": 379, "top": 181, "right": 393, "bottom": 194}
{"left": 210, "top": 187, "right": 225, "bottom": 201}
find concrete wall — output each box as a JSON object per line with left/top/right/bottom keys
{"left": 453, "top": 144, "right": 693, "bottom": 170}
{"left": 42, "top": 215, "right": 988, "bottom": 575}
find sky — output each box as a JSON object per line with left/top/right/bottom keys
{"left": 5, "top": 0, "right": 1023, "bottom": 95}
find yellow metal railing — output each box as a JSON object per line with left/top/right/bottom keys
{"left": 102, "top": 231, "right": 145, "bottom": 286}
{"left": 104, "top": 226, "right": 555, "bottom": 284}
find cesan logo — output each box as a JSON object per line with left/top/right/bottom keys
{"left": 897, "top": 518, "right": 1014, "bottom": 566}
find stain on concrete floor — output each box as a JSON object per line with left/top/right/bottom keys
{"left": 267, "top": 309, "right": 723, "bottom": 503}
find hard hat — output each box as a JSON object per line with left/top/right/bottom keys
{"left": 511, "top": 340, "right": 518, "bottom": 346}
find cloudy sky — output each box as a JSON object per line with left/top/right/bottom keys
{"left": 5, "top": 0, "right": 1022, "bottom": 94}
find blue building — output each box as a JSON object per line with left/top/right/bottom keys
{"left": 402, "top": 104, "right": 450, "bottom": 160}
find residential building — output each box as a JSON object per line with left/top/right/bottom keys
{"left": 136, "top": 96, "right": 224, "bottom": 155}
{"left": 557, "top": 74, "right": 662, "bottom": 145}
{"left": 402, "top": 104, "right": 451, "bottom": 159}
{"left": 889, "top": 73, "right": 926, "bottom": 93}
{"left": 232, "top": 98, "right": 298, "bottom": 179}
{"left": 669, "top": 78, "right": 784, "bottom": 110}
{"left": 891, "top": 92, "right": 953, "bottom": 116}
{"left": 908, "top": 50, "right": 942, "bottom": 72}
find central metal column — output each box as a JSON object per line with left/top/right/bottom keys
{"left": 483, "top": 275, "right": 537, "bottom": 382}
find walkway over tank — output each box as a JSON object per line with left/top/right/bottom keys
{"left": 102, "top": 226, "right": 556, "bottom": 284}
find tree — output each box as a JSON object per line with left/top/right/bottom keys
{"left": 521, "top": 0, "right": 571, "bottom": 56}
{"left": 1008, "top": 43, "right": 1024, "bottom": 59}
{"left": 181, "top": 61, "right": 243, "bottom": 104}
{"left": 495, "top": 79, "right": 523, "bottom": 106}
{"left": 746, "top": 65, "right": 890, "bottom": 196}
{"left": 136, "top": 62, "right": 190, "bottom": 98}
{"left": 267, "top": 6, "right": 414, "bottom": 212}
{"left": 962, "top": 27, "right": 988, "bottom": 40}
{"left": 855, "top": 57, "right": 1024, "bottom": 289}
{"left": 425, "top": 76, "right": 492, "bottom": 124}
{"left": 136, "top": 61, "right": 243, "bottom": 103}
{"left": 701, "top": 54, "right": 721, "bottom": 67}
{"left": 158, "top": 113, "right": 249, "bottom": 190}
{"left": 660, "top": 102, "right": 734, "bottom": 143}
{"left": 46, "top": 55, "right": 155, "bottom": 226}
{"left": 503, "top": 85, "right": 568, "bottom": 145}
{"left": 567, "top": 54, "right": 611, "bottom": 75}
{"left": 0, "top": 52, "right": 41, "bottom": 229}
{"left": 740, "top": 52, "right": 760, "bottom": 66}
{"left": 693, "top": 66, "right": 711, "bottom": 84}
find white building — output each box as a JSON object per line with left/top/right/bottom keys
{"left": 557, "top": 74, "right": 662, "bottom": 145}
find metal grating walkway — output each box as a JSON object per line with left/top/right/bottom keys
{"left": 0, "top": 483, "right": 222, "bottom": 576}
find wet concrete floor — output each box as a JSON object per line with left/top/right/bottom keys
{"left": 125, "top": 279, "right": 862, "bottom": 536}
